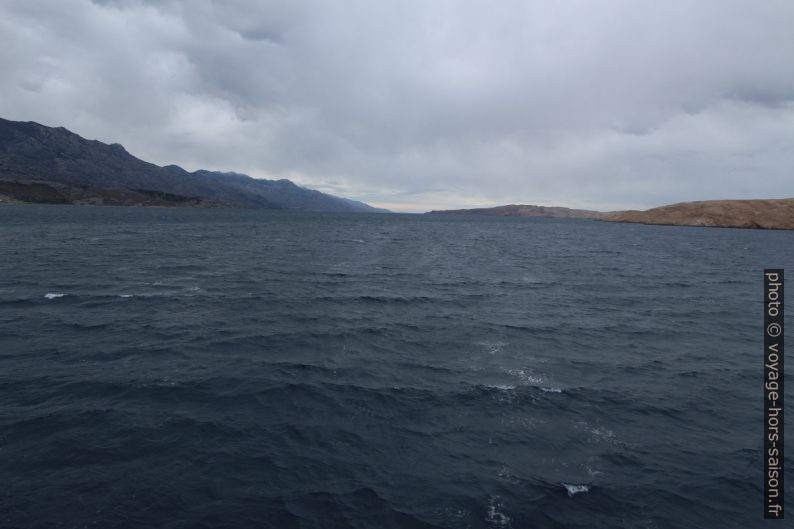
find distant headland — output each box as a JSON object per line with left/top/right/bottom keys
{"left": 600, "top": 198, "right": 794, "bottom": 230}
{"left": 426, "top": 204, "right": 607, "bottom": 219}
{"left": 428, "top": 199, "right": 794, "bottom": 230}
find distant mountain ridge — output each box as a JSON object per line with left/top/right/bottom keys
{"left": 0, "top": 118, "right": 386, "bottom": 211}
{"left": 426, "top": 204, "right": 606, "bottom": 218}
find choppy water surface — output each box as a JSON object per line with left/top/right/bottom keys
{"left": 1, "top": 205, "right": 792, "bottom": 528}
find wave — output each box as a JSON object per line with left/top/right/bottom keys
{"left": 484, "top": 384, "right": 516, "bottom": 391}
{"left": 562, "top": 483, "right": 591, "bottom": 496}
{"left": 506, "top": 368, "right": 544, "bottom": 386}
{"left": 485, "top": 496, "right": 512, "bottom": 528}
{"left": 313, "top": 294, "right": 439, "bottom": 304}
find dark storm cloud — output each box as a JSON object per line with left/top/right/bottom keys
{"left": 1, "top": 0, "right": 793, "bottom": 211}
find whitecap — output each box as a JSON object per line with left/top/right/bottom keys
{"left": 485, "top": 496, "right": 512, "bottom": 528}
{"left": 119, "top": 294, "right": 134, "bottom": 298}
{"left": 44, "top": 293, "right": 64, "bottom": 299}
{"left": 541, "top": 387, "right": 562, "bottom": 393}
{"left": 485, "top": 384, "right": 516, "bottom": 391}
{"left": 563, "top": 483, "right": 591, "bottom": 496}
{"left": 507, "top": 368, "right": 543, "bottom": 385}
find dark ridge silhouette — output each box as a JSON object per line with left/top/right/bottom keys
{"left": 0, "top": 117, "right": 386, "bottom": 212}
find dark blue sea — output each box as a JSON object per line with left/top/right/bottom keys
{"left": 1, "top": 205, "right": 792, "bottom": 529}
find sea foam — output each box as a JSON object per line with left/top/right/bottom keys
{"left": 562, "top": 483, "right": 591, "bottom": 496}
{"left": 485, "top": 496, "right": 511, "bottom": 527}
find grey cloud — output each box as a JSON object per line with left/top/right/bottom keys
{"left": 1, "top": 0, "right": 793, "bottom": 211}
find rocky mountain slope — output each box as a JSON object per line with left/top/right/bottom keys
{"left": 0, "top": 118, "right": 385, "bottom": 211}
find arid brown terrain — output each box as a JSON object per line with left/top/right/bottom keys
{"left": 427, "top": 199, "right": 794, "bottom": 230}
{"left": 602, "top": 198, "right": 794, "bottom": 230}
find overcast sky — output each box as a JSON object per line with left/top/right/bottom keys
{"left": 1, "top": 0, "right": 792, "bottom": 212}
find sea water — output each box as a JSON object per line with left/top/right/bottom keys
{"left": 0, "top": 205, "right": 792, "bottom": 528}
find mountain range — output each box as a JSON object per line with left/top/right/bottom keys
{"left": 0, "top": 118, "right": 385, "bottom": 212}
{"left": 3, "top": 118, "right": 791, "bottom": 229}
